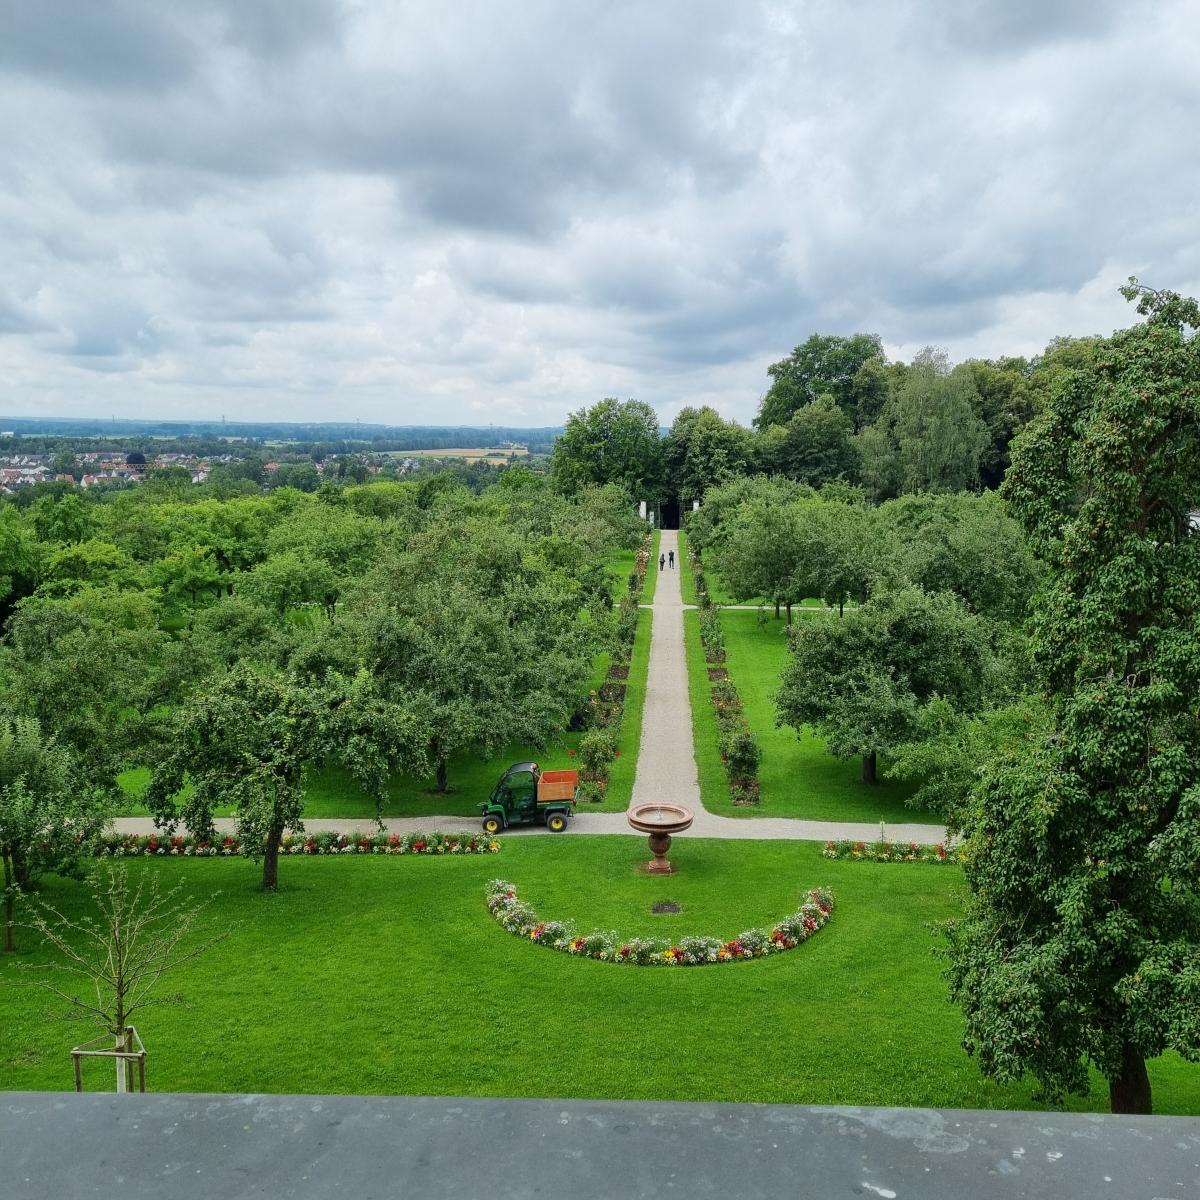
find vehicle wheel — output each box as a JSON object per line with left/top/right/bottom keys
{"left": 482, "top": 816, "right": 503, "bottom": 835}
{"left": 546, "top": 813, "right": 568, "bottom": 833}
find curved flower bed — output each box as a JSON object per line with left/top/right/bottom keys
{"left": 485, "top": 879, "right": 833, "bottom": 966}
{"left": 822, "top": 838, "right": 959, "bottom": 864}
{"left": 98, "top": 830, "right": 500, "bottom": 857}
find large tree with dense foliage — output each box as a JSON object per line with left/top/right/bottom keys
{"left": 0, "top": 716, "right": 105, "bottom": 952}
{"left": 0, "top": 591, "right": 168, "bottom": 785}
{"left": 756, "top": 394, "right": 860, "bottom": 487}
{"left": 662, "top": 406, "right": 753, "bottom": 501}
{"left": 777, "top": 586, "right": 995, "bottom": 783}
{"left": 857, "top": 351, "right": 990, "bottom": 498}
{"left": 755, "top": 334, "right": 885, "bottom": 429}
{"left": 944, "top": 282, "right": 1200, "bottom": 1114}
{"left": 550, "top": 398, "right": 662, "bottom": 499}
{"left": 352, "top": 524, "right": 596, "bottom": 792}
{"left": 876, "top": 493, "right": 1041, "bottom": 624}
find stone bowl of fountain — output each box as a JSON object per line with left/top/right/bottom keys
{"left": 627, "top": 803, "right": 694, "bottom": 874}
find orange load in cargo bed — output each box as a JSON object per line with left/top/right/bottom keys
{"left": 537, "top": 769, "right": 579, "bottom": 803}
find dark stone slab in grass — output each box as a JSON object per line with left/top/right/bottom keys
{"left": 651, "top": 900, "right": 680, "bottom": 913}
{"left": 4, "top": 1093, "right": 1198, "bottom": 1200}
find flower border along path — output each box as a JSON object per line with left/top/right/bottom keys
{"left": 822, "top": 838, "right": 959, "bottom": 864}
{"left": 98, "top": 829, "right": 500, "bottom": 857}
{"left": 485, "top": 879, "right": 834, "bottom": 966}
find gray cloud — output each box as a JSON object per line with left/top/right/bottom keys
{"left": 0, "top": 0, "right": 1197, "bottom": 426}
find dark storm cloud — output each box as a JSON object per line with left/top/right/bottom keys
{"left": 0, "top": 0, "right": 1197, "bottom": 424}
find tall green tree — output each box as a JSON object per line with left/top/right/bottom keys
{"left": 945, "top": 281, "right": 1200, "bottom": 1114}
{"left": 354, "top": 529, "right": 594, "bottom": 792}
{"left": 550, "top": 398, "right": 662, "bottom": 498}
{"left": 755, "top": 333, "right": 885, "bottom": 428}
{"left": 0, "top": 716, "right": 104, "bottom": 952}
{"left": 757, "top": 394, "right": 860, "bottom": 487}
{"left": 877, "top": 493, "right": 1041, "bottom": 623}
{"left": 777, "top": 587, "right": 994, "bottom": 783}
{"left": 147, "top": 666, "right": 321, "bottom": 890}
{"left": 662, "top": 406, "right": 752, "bottom": 500}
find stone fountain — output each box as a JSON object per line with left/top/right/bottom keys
{"left": 627, "top": 803, "right": 694, "bottom": 874}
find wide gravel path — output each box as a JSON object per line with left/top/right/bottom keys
{"left": 110, "top": 528, "right": 947, "bottom": 844}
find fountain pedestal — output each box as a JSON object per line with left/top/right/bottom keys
{"left": 627, "top": 803, "right": 695, "bottom": 875}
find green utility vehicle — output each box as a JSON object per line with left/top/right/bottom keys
{"left": 481, "top": 762, "right": 579, "bottom": 834}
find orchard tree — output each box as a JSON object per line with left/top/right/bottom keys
{"left": 147, "top": 666, "right": 324, "bottom": 890}
{"left": 0, "top": 591, "right": 168, "bottom": 785}
{"left": 0, "top": 507, "right": 42, "bottom": 625}
{"left": 355, "top": 533, "right": 594, "bottom": 792}
{"left": 777, "top": 586, "right": 994, "bottom": 783}
{"left": 945, "top": 281, "right": 1200, "bottom": 1114}
{"left": 147, "top": 665, "right": 425, "bottom": 889}
{"left": 0, "top": 717, "right": 105, "bottom": 952}
{"left": 877, "top": 493, "right": 1041, "bottom": 624}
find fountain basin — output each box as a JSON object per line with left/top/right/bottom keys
{"left": 627, "top": 803, "right": 694, "bottom": 835}
{"left": 627, "top": 803, "right": 694, "bottom": 873}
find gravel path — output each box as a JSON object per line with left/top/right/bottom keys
{"left": 108, "top": 526, "right": 947, "bottom": 844}
{"left": 629, "top": 530, "right": 702, "bottom": 813}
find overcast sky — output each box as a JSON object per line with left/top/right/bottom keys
{"left": 3, "top": 1, "right": 1198, "bottom": 428}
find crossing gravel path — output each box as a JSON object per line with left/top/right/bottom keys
{"left": 109, "top": 527, "right": 947, "bottom": 844}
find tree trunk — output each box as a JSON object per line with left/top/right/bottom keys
{"left": 262, "top": 821, "right": 283, "bottom": 891}
{"left": 2, "top": 853, "right": 13, "bottom": 953}
{"left": 861, "top": 751, "right": 877, "bottom": 785}
{"left": 774, "top": 599, "right": 780, "bottom": 619}
{"left": 1109, "top": 1041, "right": 1152, "bottom": 1114}
{"left": 436, "top": 756, "right": 449, "bottom": 793}
{"left": 786, "top": 602, "right": 793, "bottom": 625}
{"left": 839, "top": 601, "right": 845, "bottom": 617}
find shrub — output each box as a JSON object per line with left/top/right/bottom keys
{"left": 720, "top": 725, "right": 761, "bottom": 782}
{"left": 579, "top": 727, "right": 617, "bottom": 780}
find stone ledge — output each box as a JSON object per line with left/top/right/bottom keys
{"left": 4, "top": 1093, "right": 1198, "bottom": 1199}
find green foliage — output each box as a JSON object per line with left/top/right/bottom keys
{"left": 551, "top": 398, "right": 663, "bottom": 498}
{"left": 0, "top": 591, "right": 168, "bottom": 784}
{"left": 0, "top": 716, "right": 106, "bottom": 951}
{"left": 147, "top": 666, "right": 325, "bottom": 889}
{"left": 947, "top": 281, "right": 1200, "bottom": 1114}
{"left": 876, "top": 493, "right": 1041, "bottom": 623}
{"left": 578, "top": 728, "right": 616, "bottom": 779}
{"left": 756, "top": 394, "right": 860, "bottom": 487}
{"left": 777, "top": 587, "right": 996, "bottom": 779}
{"left": 662, "top": 406, "right": 753, "bottom": 500}
{"left": 859, "top": 354, "right": 990, "bottom": 498}
{"left": 755, "top": 333, "right": 886, "bottom": 429}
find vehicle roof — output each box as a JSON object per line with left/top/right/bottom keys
{"left": 502, "top": 762, "right": 538, "bottom": 776}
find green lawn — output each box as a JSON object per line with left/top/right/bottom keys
{"left": 683, "top": 607, "right": 931, "bottom": 823}
{"left": 117, "top": 606, "right": 653, "bottom": 820}
{"left": 3, "top": 840, "right": 1196, "bottom": 1113}
{"left": 642, "top": 529, "right": 660, "bottom": 606}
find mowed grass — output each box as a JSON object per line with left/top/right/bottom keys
{"left": 116, "top": 606, "right": 653, "bottom": 820}
{"left": 2, "top": 840, "right": 1196, "bottom": 1113}
{"left": 683, "top": 605, "right": 930, "bottom": 823}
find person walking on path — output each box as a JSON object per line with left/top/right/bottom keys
{"left": 668, "top": 549, "right": 675, "bottom": 568}
{"left": 659, "top": 552, "right": 666, "bottom": 572}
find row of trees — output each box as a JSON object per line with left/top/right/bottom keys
{"left": 0, "top": 470, "right": 643, "bottom": 919}
{"left": 549, "top": 334, "right": 1097, "bottom": 507}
